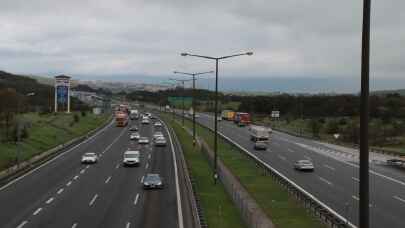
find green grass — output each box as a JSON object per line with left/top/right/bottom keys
{"left": 172, "top": 114, "right": 325, "bottom": 228}
{"left": 0, "top": 112, "right": 110, "bottom": 170}
{"left": 163, "top": 116, "right": 247, "bottom": 228}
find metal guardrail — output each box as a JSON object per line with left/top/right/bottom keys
{"left": 170, "top": 111, "right": 358, "bottom": 228}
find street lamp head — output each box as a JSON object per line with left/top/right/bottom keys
{"left": 246, "top": 52, "right": 254, "bottom": 56}
{"left": 180, "top": 53, "right": 188, "bottom": 56}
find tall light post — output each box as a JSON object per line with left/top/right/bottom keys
{"left": 169, "top": 78, "right": 193, "bottom": 126}
{"left": 174, "top": 70, "right": 214, "bottom": 146}
{"left": 181, "top": 51, "right": 253, "bottom": 184}
{"left": 359, "top": 0, "right": 371, "bottom": 227}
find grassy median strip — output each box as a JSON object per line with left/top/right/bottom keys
{"left": 0, "top": 112, "right": 110, "bottom": 171}
{"left": 175, "top": 115, "right": 325, "bottom": 228}
{"left": 164, "top": 116, "right": 247, "bottom": 228}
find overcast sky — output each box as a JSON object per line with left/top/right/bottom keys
{"left": 0, "top": 0, "right": 404, "bottom": 92}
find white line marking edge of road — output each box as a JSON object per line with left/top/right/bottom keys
{"left": 160, "top": 117, "right": 184, "bottom": 228}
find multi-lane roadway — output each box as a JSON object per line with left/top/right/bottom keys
{"left": 192, "top": 112, "right": 405, "bottom": 228}
{"left": 0, "top": 114, "right": 182, "bottom": 228}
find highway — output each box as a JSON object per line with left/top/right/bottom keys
{"left": 0, "top": 114, "right": 182, "bottom": 228}
{"left": 191, "top": 112, "right": 405, "bottom": 228}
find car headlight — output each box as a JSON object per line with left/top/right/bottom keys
{"left": 157, "top": 181, "right": 162, "bottom": 185}
{"left": 144, "top": 182, "right": 150, "bottom": 185}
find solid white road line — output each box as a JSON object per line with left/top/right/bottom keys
{"left": 71, "top": 223, "right": 78, "bottom": 228}
{"left": 323, "top": 164, "right": 336, "bottom": 171}
{"left": 46, "top": 197, "right": 54, "bottom": 204}
{"left": 66, "top": 181, "right": 72, "bottom": 186}
{"left": 33, "top": 208, "right": 42, "bottom": 215}
{"left": 352, "top": 177, "right": 360, "bottom": 182}
{"left": 0, "top": 120, "right": 114, "bottom": 192}
{"left": 57, "top": 188, "right": 64, "bottom": 194}
{"left": 89, "top": 194, "right": 98, "bottom": 206}
{"left": 74, "top": 175, "right": 79, "bottom": 180}
{"left": 126, "top": 222, "right": 131, "bottom": 228}
{"left": 161, "top": 119, "right": 184, "bottom": 228}
{"left": 393, "top": 196, "right": 405, "bottom": 204}
{"left": 134, "top": 193, "right": 139, "bottom": 205}
{"left": 141, "top": 176, "right": 144, "bottom": 183}
{"left": 319, "top": 177, "right": 333, "bottom": 186}
{"left": 16, "top": 221, "right": 28, "bottom": 228}
{"left": 105, "top": 176, "right": 112, "bottom": 184}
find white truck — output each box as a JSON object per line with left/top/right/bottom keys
{"left": 249, "top": 125, "right": 271, "bottom": 142}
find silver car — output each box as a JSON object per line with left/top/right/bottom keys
{"left": 123, "top": 151, "right": 140, "bottom": 167}
{"left": 294, "top": 160, "right": 315, "bottom": 171}
{"left": 138, "top": 137, "right": 150, "bottom": 144}
{"left": 254, "top": 141, "right": 268, "bottom": 150}
{"left": 143, "top": 173, "right": 164, "bottom": 189}
{"left": 154, "top": 136, "right": 167, "bottom": 147}
{"left": 130, "top": 132, "right": 140, "bottom": 140}
{"left": 153, "top": 131, "right": 164, "bottom": 140}
{"left": 81, "top": 153, "right": 98, "bottom": 164}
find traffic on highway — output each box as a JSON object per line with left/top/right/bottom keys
{"left": 0, "top": 108, "right": 183, "bottom": 228}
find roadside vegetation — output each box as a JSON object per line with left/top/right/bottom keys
{"left": 166, "top": 113, "right": 325, "bottom": 228}
{"left": 162, "top": 115, "right": 247, "bottom": 228}
{"left": 0, "top": 112, "right": 110, "bottom": 171}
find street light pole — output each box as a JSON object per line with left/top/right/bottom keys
{"left": 169, "top": 78, "right": 193, "bottom": 127}
{"left": 181, "top": 51, "right": 253, "bottom": 184}
{"left": 174, "top": 70, "right": 213, "bottom": 146}
{"left": 360, "top": 0, "right": 371, "bottom": 227}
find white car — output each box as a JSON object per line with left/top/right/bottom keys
{"left": 294, "top": 160, "right": 315, "bottom": 171}
{"left": 154, "top": 122, "right": 162, "bottom": 127}
{"left": 153, "top": 131, "right": 164, "bottom": 140}
{"left": 141, "top": 118, "right": 150, "bottom": 124}
{"left": 81, "top": 153, "right": 98, "bottom": 164}
{"left": 123, "top": 150, "right": 140, "bottom": 167}
{"left": 139, "top": 137, "right": 150, "bottom": 144}
{"left": 130, "top": 132, "right": 140, "bottom": 140}
{"left": 154, "top": 136, "right": 167, "bottom": 147}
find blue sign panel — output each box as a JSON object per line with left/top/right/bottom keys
{"left": 57, "top": 86, "right": 68, "bottom": 104}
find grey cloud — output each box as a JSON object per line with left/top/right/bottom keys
{"left": 0, "top": 0, "right": 404, "bottom": 92}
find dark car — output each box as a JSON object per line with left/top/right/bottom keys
{"left": 129, "top": 126, "right": 138, "bottom": 131}
{"left": 254, "top": 141, "right": 268, "bottom": 150}
{"left": 143, "top": 173, "right": 164, "bottom": 189}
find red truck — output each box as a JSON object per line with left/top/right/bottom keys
{"left": 115, "top": 111, "right": 128, "bottom": 127}
{"left": 234, "top": 112, "right": 251, "bottom": 126}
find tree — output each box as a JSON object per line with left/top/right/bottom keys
{"left": 308, "top": 119, "right": 322, "bottom": 138}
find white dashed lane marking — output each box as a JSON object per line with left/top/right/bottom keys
{"left": 57, "top": 188, "right": 64, "bottom": 194}
{"left": 16, "top": 221, "right": 28, "bottom": 228}
{"left": 105, "top": 176, "right": 112, "bottom": 184}
{"left": 33, "top": 208, "right": 42, "bottom": 216}
{"left": 46, "top": 197, "right": 54, "bottom": 204}
{"left": 89, "top": 194, "right": 98, "bottom": 206}
{"left": 134, "top": 193, "right": 139, "bottom": 205}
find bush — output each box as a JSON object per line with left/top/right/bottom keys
{"left": 81, "top": 111, "right": 87, "bottom": 117}
{"left": 73, "top": 114, "right": 80, "bottom": 123}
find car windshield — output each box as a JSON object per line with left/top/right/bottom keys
{"left": 84, "top": 153, "right": 95, "bottom": 157}
{"left": 124, "top": 153, "right": 139, "bottom": 158}
{"left": 146, "top": 175, "right": 160, "bottom": 182}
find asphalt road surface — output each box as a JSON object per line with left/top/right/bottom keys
{"left": 191, "top": 112, "right": 405, "bottom": 228}
{"left": 0, "top": 115, "right": 181, "bottom": 228}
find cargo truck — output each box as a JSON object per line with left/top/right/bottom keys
{"left": 234, "top": 112, "right": 251, "bottom": 126}
{"left": 249, "top": 125, "right": 270, "bottom": 142}
{"left": 116, "top": 112, "right": 128, "bottom": 127}
{"left": 221, "top": 110, "right": 236, "bottom": 121}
